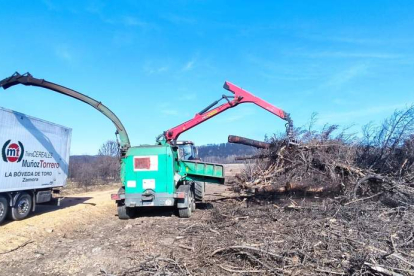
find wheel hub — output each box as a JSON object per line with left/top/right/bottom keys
{"left": 17, "top": 198, "right": 29, "bottom": 215}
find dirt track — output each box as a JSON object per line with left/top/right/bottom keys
{"left": 0, "top": 183, "right": 230, "bottom": 276}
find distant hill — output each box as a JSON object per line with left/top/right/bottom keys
{"left": 198, "top": 143, "right": 257, "bottom": 163}
{"left": 69, "top": 155, "right": 98, "bottom": 163}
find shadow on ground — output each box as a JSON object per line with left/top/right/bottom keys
{"left": 34, "top": 196, "right": 94, "bottom": 214}
{"left": 1, "top": 196, "right": 93, "bottom": 226}
{"left": 117, "top": 202, "right": 217, "bottom": 219}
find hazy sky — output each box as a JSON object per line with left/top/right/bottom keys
{"left": 1, "top": 1, "right": 413, "bottom": 154}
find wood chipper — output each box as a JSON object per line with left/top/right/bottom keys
{"left": 0, "top": 72, "right": 293, "bottom": 219}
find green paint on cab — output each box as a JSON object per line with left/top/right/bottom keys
{"left": 122, "top": 145, "right": 175, "bottom": 194}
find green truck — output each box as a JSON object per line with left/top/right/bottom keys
{"left": 0, "top": 73, "right": 292, "bottom": 219}
{"left": 117, "top": 141, "right": 224, "bottom": 218}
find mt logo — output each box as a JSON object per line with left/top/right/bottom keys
{"left": 2, "top": 140, "right": 24, "bottom": 163}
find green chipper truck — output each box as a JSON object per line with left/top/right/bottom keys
{"left": 116, "top": 141, "right": 225, "bottom": 218}
{"left": 0, "top": 72, "right": 293, "bottom": 219}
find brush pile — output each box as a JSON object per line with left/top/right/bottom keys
{"left": 194, "top": 196, "right": 414, "bottom": 275}
{"left": 234, "top": 106, "right": 414, "bottom": 207}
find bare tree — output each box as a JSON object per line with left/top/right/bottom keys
{"left": 358, "top": 105, "right": 414, "bottom": 174}
{"left": 68, "top": 140, "right": 121, "bottom": 188}
{"left": 96, "top": 140, "right": 120, "bottom": 182}
{"left": 98, "top": 140, "right": 119, "bottom": 157}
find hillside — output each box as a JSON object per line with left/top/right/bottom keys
{"left": 198, "top": 143, "right": 257, "bottom": 163}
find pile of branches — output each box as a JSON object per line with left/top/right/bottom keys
{"left": 118, "top": 255, "right": 189, "bottom": 276}
{"left": 198, "top": 198, "right": 414, "bottom": 275}
{"left": 235, "top": 106, "right": 414, "bottom": 207}
{"left": 112, "top": 196, "right": 414, "bottom": 276}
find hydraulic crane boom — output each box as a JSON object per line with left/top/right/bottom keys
{"left": 162, "top": 81, "right": 293, "bottom": 143}
{"left": 0, "top": 72, "right": 131, "bottom": 156}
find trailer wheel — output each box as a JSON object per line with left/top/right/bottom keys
{"left": 10, "top": 193, "right": 32, "bottom": 221}
{"left": 117, "top": 203, "right": 135, "bottom": 220}
{"left": 194, "top": 182, "right": 205, "bottom": 201}
{"left": 0, "top": 196, "right": 9, "bottom": 224}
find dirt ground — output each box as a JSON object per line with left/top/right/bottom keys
{"left": 0, "top": 167, "right": 235, "bottom": 276}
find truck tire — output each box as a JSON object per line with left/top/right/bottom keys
{"left": 0, "top": 196, "right": 8, "bottom": 224}
{"left": 194, "top": 181, "right": 205, "bottom": 201}
{"left": 117, "top": 203, "right": 135, "bottom": 220}
{"left": 178, "top": 206, "right": 191, "bottom": 218}
{"left": 10, "top": 192, "right": 32, "bottom": 221}
{"left": 117, "top": 187, "right": 135, "bottom": 219}
{"left": 178, "top": 189, "right": 194, "bottom": 218}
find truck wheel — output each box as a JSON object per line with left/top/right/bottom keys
{"left": 194, "top": 182, "right": 205, "bottom": 201}
{"left": 117, "top": 203, "right": 135, "bottom": 220}
{"left": 10, "top": 193, "right": 32, "bottom": 221}
{"left": 178, "top": 190, "right": 194, "bottom": 218}
{"left": 0, "top": 196, "right": 8, "bottom": 224}
{"left": 178, "top": 206, "right": 191, "bottom": 218}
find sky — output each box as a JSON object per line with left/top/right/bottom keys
{"left": 0, "top": 1, "right": 413, "bottom": 155}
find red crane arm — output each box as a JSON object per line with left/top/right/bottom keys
{"left": 163, "top": 81, "right": 293, "bottom": 142}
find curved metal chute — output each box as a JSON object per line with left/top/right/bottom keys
{"left": 0, "top": 72, "right": 131, "bottom": 156}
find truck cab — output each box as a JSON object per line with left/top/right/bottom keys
{"left": 176, "top": 141, "right": 199, "bottom": 161}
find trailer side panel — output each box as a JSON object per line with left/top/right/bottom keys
{"left": 0, "top": 107, "right": 72, "bottom": 193}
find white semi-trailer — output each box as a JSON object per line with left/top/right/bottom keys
{"left": 0, "top": 107, "right": 71, "bottom": 223}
